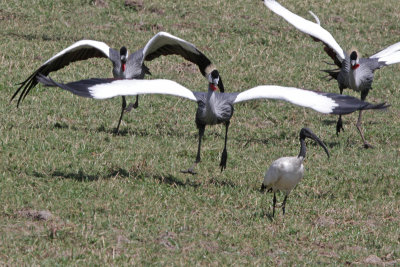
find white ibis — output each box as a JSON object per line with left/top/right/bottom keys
{"left": 261, "top": 127, "right": 330, "bottom": 217}
{"left": 11, "top": 32, "right": 224, "bottom": 133}
{"left": 36, "top": 74, "right": 388, "bottom": 173}
{"left": 263, "top": 0, "right": 400, "bottom": 148}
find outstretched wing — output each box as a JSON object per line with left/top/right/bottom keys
{"left": 36, "top": 74, "right": 198, "bottom": 102}
{"left": 12, "top": 40, "right": 114, "bottom": 106}
{"left": 233, "top": 85, "right": 389, "bottom": 115}
{"left": 370, "top": 41, "right": 400, "bottom": 66}
{"left": 264, "top": 0, "right": 345, "bottom": 67}
{"left": 142, "top": 32, "right": 221, "bottom": 82}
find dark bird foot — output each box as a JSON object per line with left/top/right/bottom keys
{"left": 260, "top": 184, "right": 266, "bottom": 193}
{"left": 219, "top": 149, "right": 227, "bottom": 172}
{"left": 132, "top": 101, "right": 139, "bottom": 109}
{"left": 336, "top": 117, "right": 344, "bottom": 136}
{"left": 124, "top": 103, "right": 134, "bottom": 113}
{"left": 363, "top": 142, "right": 374, "bottom": 149}
{"left": 180, "top": 168, "right": 197, "bottom": 175}
{"left": 113, "top": 127, "right": 123, "bottom": 135}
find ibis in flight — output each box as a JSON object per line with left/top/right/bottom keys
{"left": 11, "top": 32, "right": 224, "bottom": 133}
{"left": 261, "top": 127, "right": 330, "bottom": 217}
{"left": 36, "top": 74, "right": 388, "bottom": 173}
{"left": 263, "top": 0, "right": 400, "bottom": 148}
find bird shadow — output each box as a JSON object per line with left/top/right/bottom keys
{"left": 95, "top": 125, "right": 137, "bottom": 136}
{"left": 321, "top": 119, "right": 340, "bottom": 126}
{"left": 32, "top": 166, "right": 202, "bottom": 188}
{"left": 252, "top": 208, "right": 274, "bottom": 222}
{"left": 207, "top": 177, "right": 239, "bottom": 188}
{"left": 152, "top": 173, "right": 201, "bottom": 188}
{"left": 8, "top": 32, "right": 70, "bottom": 42}
{"left": 240, "top": 137, "right": 270, "bottom": 148}
{"left": 96, "top": 125, "right": 189, "bottom": 139}
{"left": 33, "top": 167, "right": 131, "bottom": 182}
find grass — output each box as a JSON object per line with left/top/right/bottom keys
{"left": 1, "top": 0, "right": 400, "bottom": 265}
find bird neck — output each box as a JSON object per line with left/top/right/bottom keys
{"left": 209, "top": 83, "right": 218, "bottom": 92}
{"left": 207, "top": 84, "right": 217, "bottom": 100}
{"left": 298, "top": 138, "right": 306, "bottom": 158}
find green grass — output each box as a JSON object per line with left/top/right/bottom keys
{"left": 1, "top": 0, "right": 400, "bottom": 265}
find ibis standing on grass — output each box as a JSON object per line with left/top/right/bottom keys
{"left": 36, "top": 74, "right": 388, "bottom": 173}
{"left": 11, "top": 32, "right": 224, "bottom": 133}
{"left": 261, "top": 128, "right": 330, "bottom": 217}
{"left": 263, "top": 0, "right": 400, "bottom": 148}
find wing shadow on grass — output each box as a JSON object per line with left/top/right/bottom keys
{"left": 252, "top": 209, "right": 274, "bottom": 222}
{"left": 33, "top": 167, "right": 131, "bottom": 182}
{"left": 208, "top": 177, "right": 239, "bottom": 188}
{"left": 150, "top": 174, "right": 201, "bottom": 188}
{"left": 8, "top": 32, "right": 75, "bottom": 42}
{"left": 96, "top": 124, "right": 190, "bottom": 139}
{"left": 33, "top": 168, "right": 202, "bottom": 188}
{"left": 322, "top": 118, "right": 380, "bottom": 126}
{"left": 322, "top": 119, "right": 341, "bottom": 126}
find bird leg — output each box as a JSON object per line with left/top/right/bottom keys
{"left": 219, "top": 121, "right": 230, "bottom": 172}
{"left": 336, "top": 115, "right": 344, "bottom": 136}
{"left": 336, "top": 88, "right": 344, "bottom": 135}
{"left": 115, "top": 96, "right": 127, "bottom": 134}
{"left": 181, "top": 125, "right": 205, "bottom": 175}
{"left": 355, "top": 110, "right": 373, "bottom": 149}
{"left": 124, "top": 95, "right": 139, "bottom": 113}
{"left": 272, "top": 192, "right": 277, "bottom": 218}
{"left": 282, "top": 194, "right": 288, "bottom": 216}
{"left": 132, "top": 95, "right": 139, "bottom": 109}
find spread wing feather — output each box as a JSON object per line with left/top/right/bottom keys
{"left": 234, "top": 85, "right": 389, "bottom": 115}
{"left": 12, "top": 40, "right": 113, "bottom": 106}
{"left": 36, "top": 74, "right": 198, "bottom": 102}
{"left": 263, "top": 0, "right": 345, "bottom": 66}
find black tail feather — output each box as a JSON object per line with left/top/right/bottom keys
{"left": 321, "top": 68, "right": 340, "bottom": 81}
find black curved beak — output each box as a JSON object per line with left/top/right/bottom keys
{"left": 218, "top": 76, "right": 224, "bottom": 93}
{"left": 302, "top": 128, "right": 330, "bottom": 158}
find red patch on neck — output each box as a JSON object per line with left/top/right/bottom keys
{"left": 351, "top": 64, "right": 360, "bottom": 70}
{"left": 122, "top": 63, "right": 126, "bottom": 72}
{"left": 210, "top": 84, "right": 218, "bottom": 91}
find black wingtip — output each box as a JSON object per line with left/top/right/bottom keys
{"left": 363, "top": 102, "right": 390, "bottom": 110}
{"left": 10, "top": 83, "right": 25, "bottom": 106}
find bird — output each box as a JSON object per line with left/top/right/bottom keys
{"left": 10, "top": 31, "right": 224, "bottom": 133}
{"left": 263, "top": 0, "right": 400, "bottom": 148}
{"left": 36, "top": 73, "right": 388, "bottom": 174}
{"left": 260, "top": 127, "right": 330, "bottom": 217}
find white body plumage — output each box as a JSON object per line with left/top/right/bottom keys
{"left": 263, "top": 156, "right": 305, "bottom": 195}
{"left": 261, "top": 127, "right": 330, "bottom": 217}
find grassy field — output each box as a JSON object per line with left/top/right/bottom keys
{"left": 1, "top": 0, "right": 399, "bottom": 265}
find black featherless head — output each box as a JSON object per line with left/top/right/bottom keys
{"left": 350, "top": 51, "right": 358, "bottom": 61}
{"left": 120, "top": 46, "right": 128, "bottom": 62}
{"left": 210, "top": 69, "right": 224, "bottom": 92}
{"left": 299, "top": 128, "right": 330, "bottom": 158}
